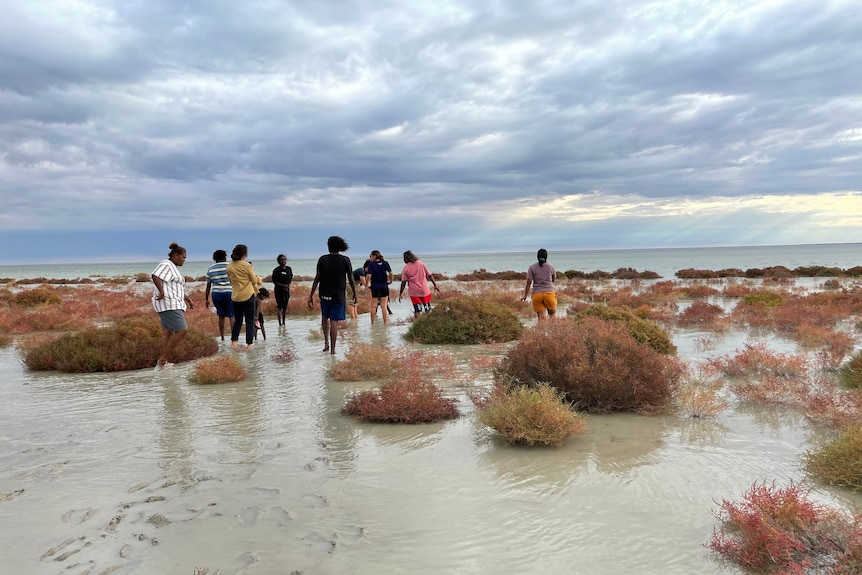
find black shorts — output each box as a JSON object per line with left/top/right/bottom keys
{"left": 370, "top": 287, "right": 390, "bottom": 299}
{"left": 275, "top": 287, "right": 290, "bottom": 309}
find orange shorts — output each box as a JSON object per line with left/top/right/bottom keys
{"left": 531, "top": 292, "right": 557, "bottom": 313}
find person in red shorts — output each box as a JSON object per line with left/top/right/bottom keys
{"left": 398, "top": 250, "right": 440, "bottom": 318}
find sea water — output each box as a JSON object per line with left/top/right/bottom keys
{"left": 0, "top": 243, "right": 859, "bottom": 281}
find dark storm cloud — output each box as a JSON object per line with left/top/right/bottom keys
{"left": 0, "top": 0, "right": 859, "bottom": 262}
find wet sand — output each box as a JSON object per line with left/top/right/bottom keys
{"left": 1, "top": 296, "right": 860, "bottom": 574}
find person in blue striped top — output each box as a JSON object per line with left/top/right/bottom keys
{"left": 205, "top": 249, "right": 234, "bottom": 340}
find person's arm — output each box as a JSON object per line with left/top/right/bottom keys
{"left": 152, "top": 275, "right": 165, "bottom": 300}
{"left": 522, "top": 278, "right": 533, "bottom": 301}
{"left": 348, "top": 273, "right": 357, "bottom": 305}
{"left": 399, "top": 279, "right": 407, "bottom": 301}
{"left": 426, "top": 272, "right": 439, "bottom": 292}
{"left": 205, "top": 279, "right": 212, "bottom": 305}
{"left": 308, "top": 273, "right": 320, "bottom": 308}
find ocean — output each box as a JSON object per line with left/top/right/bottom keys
{"left": 0, "top": 243, "right": 859, "bottom": 281}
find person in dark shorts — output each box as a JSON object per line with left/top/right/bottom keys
{"left": 365, "top": 250, "right": 393, "bottom": 325}
{"left": 205, "top": 249, "right": 234, "bottom": 340}
{"left": 272, "top": 254, "right": 293, "bottom": 326}
{"left": 308, "top": 236, "right": 356, "bottom": 354}
{"left": 254, "top": 287, "right": 269, "bottom": 341}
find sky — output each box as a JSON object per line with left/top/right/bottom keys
{"left": 1, "top": 0, "right": 861, "bottom": 264}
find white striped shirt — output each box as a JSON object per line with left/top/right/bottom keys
{"left": 151, "top": 259, "right": 186, "bottom": 312}
{"left": 206, "top": 262, "right": 232, "bottom": 294}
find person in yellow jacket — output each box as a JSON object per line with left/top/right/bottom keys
{"left": 226, "top": 244, "right": 263, "bottom": 350}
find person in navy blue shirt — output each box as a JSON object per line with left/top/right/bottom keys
{"left": 364, "top": 250, "right": 393, "bottom": 325}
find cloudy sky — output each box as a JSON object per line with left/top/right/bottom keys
{"left": 1, "top": 0, "right": 860, "bottom": 264}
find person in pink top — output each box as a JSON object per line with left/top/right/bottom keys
{"left": 521, "top": 248, "right": 557, "bottom": 322}
{"left": 398, "top": 250, "right": 440, "bottom": 318}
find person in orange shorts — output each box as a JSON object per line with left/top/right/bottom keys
{"left": 521, "top": 248, "right": 557, "bottom": 322}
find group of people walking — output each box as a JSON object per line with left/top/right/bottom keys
{"left": 149, "top": 239, "right": 555, "bottom": 367}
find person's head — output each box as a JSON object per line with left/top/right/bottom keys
{"left": 168, "top": 242, "right": 187, "bottom": 266}
{"left": 403, "top": 250, "right": 417, "bottom": 263}
{"left": 327, "top": 236, "right": 349, "bottom": 253}
{"left": 370, "top": 250, "right": 383, "bottom": 261}
{"left": 231, "top": 244, "right": 248, "bottom": 261}
{"left": 257, "top": 287, "right": 269, "bottom": 299}
{"left": 537, "top": 248, "right": 548, "bottom": 266}
{"left": 212, "top": 249, "right": 227, "bottom": 263}
{"left": 353, "top": 268, "right": 365, "bottom": 281}
{"left": 276, "top": 254, "right": 287, "bottom": 266}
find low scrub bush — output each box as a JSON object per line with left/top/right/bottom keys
{"left": 708, "top": 481, "right": 862, "bottom": 574}
{"left": 676, "top": 300, "right": 725, "bottom": 328}
{"left": 704, "top": 342, "right": 809, "bottom": 378}
{"left": 474, "top": 382, "right": 587, "bottom": 446}
{"left": 189, "top": 354, "right": 247, "bottom": 384}
{"left": 805, "top": 425, "right": 862, "bottom": 489}
{"left": 21, "top": 316, "right": 217, "bottom": 372}
{"left": 676, "top": 379, "right": 728, "bottom": 418}
{"left": 271, "top": 347, "right": 297, "bottom": 362}
{"left": 840, "top": 351, "right": 862, "bottom": 389}
{"left": 330, "top": 343, "right": 404, "bottom": 381}
{"left": 404, "top": 297, "right": 523, "bottom": 344}
{"left": 573, "top": 305, "right": 676, "bottom": 355}
{"left": 342, "top": 375, "right": 459, "bottom": 424}
{"left": 496, "top": 318, "right": 683, "bottom": 413}
{"left": 11, "top": 287, "right": 63, "bottom": 306}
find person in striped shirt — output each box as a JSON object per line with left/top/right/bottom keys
{"left": 151, "top": 242, "right": 194, "bottom": 369}
{"left": 205, "top": 249, "right": 234, "bottom": 340}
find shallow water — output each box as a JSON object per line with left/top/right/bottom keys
{"left": 2, "top": 298, "right": 861, "bottom": 575}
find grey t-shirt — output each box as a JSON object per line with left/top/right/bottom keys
{"left": 527, "top": 262, "right": 556, "bottom": 294}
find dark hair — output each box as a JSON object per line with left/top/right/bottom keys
{"left": 403, "top": 250, "right": 417, "bottom": 263}
{"left": 231, "top": 244, "right": 248, "bottom": 261}
{"left": 327, "top": 236, "right": 349, "bottom": 253}
{"left": 537, "top": 248, "right": 548, "bottom": 266}
{"left": 370, "top": 250, "right": 383, "bottom": 261}
{"left": 212, "top": 249, "right": 227, "bottom": 262}
{"left": 168, "top": 242, "right": 186, "bottom": 257}
{"left": 258, "top": 287, "right": 269, "bottom": 298}
{"left": 277, "top": 254, "right": 286, "bottom": 262}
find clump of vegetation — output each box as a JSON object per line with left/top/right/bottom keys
{"left": 676, "top": 300, "right": 726, "bottom": 328}
{"left": 840, "top": 351, "right": 862, "bottom": 389}
{"left": 474, "top": 382, "right": 587, "bottom": 446}
{"left": 676, "top": 379, "right": 728, "bottom": 418}
{"left": 404, "top": 297, "right": 523, "bottom": 344}
{"left": 271, "top": 347, "right": 297, "bottom": 362}
{"left": 330, "top": 343, "right": 404, "bottom": 381}
{"left": 21, "top": 316, "right": 217, "bottom": 372}
{"left": 742, "top": 291, "right": 784, "bottom": 307}
{"left": 11, "top": 287, "right": 63, "bottom": 306}
{"left": 708, "top": 481, "right": 862, "bottom": 574}
{"left": 573, "top": 305, "right": 677, "bottom": 355}
{"left": 804, "top": 425, "right": 862, "bottom": 489}
{"left": 705, "top": 342, "right": 809, "bottom": 379}
{"left": 189, "top": 355, "right": 247, "bottom": 384}
{"left": 496, "top": 318, "right": 683, "bottom": 413}
{"left": 342, "top": 373, "right": 459, "bottom": 424}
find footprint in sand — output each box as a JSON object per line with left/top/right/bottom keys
{"left": 62, "top": 507, "right": 97, "bottom": 524}
{"left": 0, "top": 488, "right": 25, "bottom": 502}
{"left": 302, "top": 532, "right": 336, "bottom": 554}
{"left": 301, "top": 494, "right": 329, "bottom": 508}
{"left": 237, "top": 506, "right": 262, "bottom": 526}
{"left": 269, "top": 506, "right": 293, "bottom": 527}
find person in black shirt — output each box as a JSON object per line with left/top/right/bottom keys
{"left": 308, "top": 236, "right": 356, "bottom": 354}
{"left": 272, "top": 254, "right": 293, "bottom": 326}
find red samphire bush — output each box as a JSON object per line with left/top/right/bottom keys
{"left": 496, "top": 317, "right": 683, "bottom": 413}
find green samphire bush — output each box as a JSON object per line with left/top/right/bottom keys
{"left": 22, "top": 315, "right": 218, "bottom": 372}
{"left": 404, "top": 296, "right": 523, "bottom": 344}
{"left": 839, "top": 350, "right": 862, "bottom": 389}
{"left": 573, "top": 304, "right": 677, "bottom": 355}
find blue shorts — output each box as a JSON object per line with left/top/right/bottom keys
{"left": 158, "top": 309, "right": 187, "bottom": 332}
{"left": 320, "top": 300, "right": 346, "bottom": 321}
{"left": 212, "top": 291, "right": 234, "bottom": 318}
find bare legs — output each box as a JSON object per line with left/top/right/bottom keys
{"left": 157, "top": 328, "right": 187, "bottom": 367}
{"left": 370, "top": 297, "right": 390, "bottom": 325}
{"left": 321, "top": 316, "right": 340, "bottom": 354}
{"left": 217, "top": 316, "right": 234, "bottom": 340}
